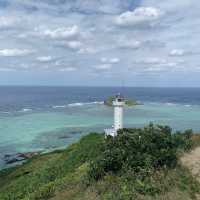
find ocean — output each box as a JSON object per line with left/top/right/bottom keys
{"left": 1, "top": 86, "right": 200, "bottom": 169}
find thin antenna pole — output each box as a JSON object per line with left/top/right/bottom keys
{"left": 120, "top": 73, "right": 125, "bottom": 97}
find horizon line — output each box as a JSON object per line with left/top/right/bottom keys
{"left": 1, "top": 85, "right": 200, "bottom": 89}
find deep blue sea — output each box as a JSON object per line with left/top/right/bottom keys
{"left": 1, "top": 86, "right": 200, "bottom": 169}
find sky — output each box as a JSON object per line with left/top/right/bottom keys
{"left": 0, "top": 0, "right": 199, "bottom": 87}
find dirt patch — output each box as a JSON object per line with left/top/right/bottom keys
{"left": 181, "top": 147, "right": 200, "bottom": 181}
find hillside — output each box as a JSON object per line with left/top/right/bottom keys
{"left": 0, "top": 124, "right": 200, "bottom": 200}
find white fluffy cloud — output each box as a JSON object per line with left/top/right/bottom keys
{"left": 94, "top": 64, "right": 112, "bottom": 70}
{"left": 101, "top": 57, "right": 120, "bottom": 64}
{"left": 59, "top": 67, "right": 77, "bottom": 72}
{"left": 169, "top": 49, "right": 185, "bottom": 56}
{"left": 65, "top": 41, "right": 82, "bottom": 50}
{"left": 37, "top": 56, "right": 52, "bottom": 62}
{"left": 36, "top": 25, "right": 79, "bottom": 40}
{"left": 0, "top": 16, "right": 19, "bottom": 28}
{"left": 0, "top": 49, "right": 33, "bottom": 56}
{"left": 143, "top": 66, "right": 164, "bottom": 72}
{"left": 78, "top": 47, "right": 97, "bottom": 54}
{"left": 0, "top": 0, "right": 200, "bottom": 86}
{"left": 115, "top": 7, "right": 162, "bottom": 26}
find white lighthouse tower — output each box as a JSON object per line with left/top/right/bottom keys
{"left": 113, "top": 94, "right": 125, "bottom": 131}
{"left": 105, "top": 93, "right": 125, "bottom": 137}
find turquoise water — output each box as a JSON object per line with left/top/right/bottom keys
{"left": 1, "top": 87, "right": 200, "bottom": 169}
{"left": 1, "top": 103, "right": 200, "bottom": 169}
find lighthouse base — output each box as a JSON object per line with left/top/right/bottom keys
{"left": 104, "top": 128, "right": 117, "bottom": 137}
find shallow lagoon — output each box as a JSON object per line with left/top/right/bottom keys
{"left": 1, "top": 102, "right": 200, "bottom": 169}
{"left": 1, "top": 86, "right": 200, "bottom": 169}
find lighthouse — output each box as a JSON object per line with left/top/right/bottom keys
{"left": 105, "top": 93, "right": 125, "bottom": 137}
{"left": 113, "top": 94, "right": 125, "bottom": 131}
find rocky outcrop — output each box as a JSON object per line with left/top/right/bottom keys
{"left": 4, "top": 152, "right": 41, "bottom": 164}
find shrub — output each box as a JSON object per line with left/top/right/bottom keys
{"left": 88, "top": 124, "right": 193, "bottom": 181}
{"left": 173, "top": 129, "right": 193, "bottom": 152}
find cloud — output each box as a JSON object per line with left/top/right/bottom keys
{"left": 0, "top": 0, "right": 200, "bottom": 86}
{"left": 0, "top": 67, "right": 16, "bottom": 72}
{"left": 94, "top": 64, "right": 112, "bottom": 70}
{"left": 78, "top": 47, "right": 97, "bottom": 54}
{"left": 5, "top": 0, "right": 139, "bottom": 14}
{"left": 143, "top": 66, "right": 164, "bottom": 72}
{"left": 59, "top": 67, "right": 77, "bottom": 72}
{"left": 169, "top": 49, "right": 185, "bottom": 56}
{"left": 0, "top": 49, "right": 33, "bottom": 56}
{"left": 132, "top": 57, "right": 181, "bottom": 73}
{"left": 110, "top": 58, "right": 120, "bottom": 64}
{"left": 0, "top": 16, "right": 19, "bottom": 28}
{"left": 56, "top": 40, "right": 83, "bottom": 52}
{"left": 101, "top": 57, "right": 120, "bottom": 64}
{"left": 142, "top": 64, "right": 173, "bottom": 73}
{"left": 37, "top": 56, "right": 52, "bottom": 62}
{"left": 117, "top": 38, "right": 164, "bottom": 50}
{"left": 162, "top": 62, "right": 178, "bottom": 67}
{"left": 68, "top": 0, "right": 139, "bottom": 14}
{"left": 140, "top": 57, "right": 167, "bottom": 65}
{"left": 65, "top": 41, "right": 82, "bottom": 50}
{"left": 118, "top": 38, "right": 141, "bottom": 49}
{"left": 36, "top": 25, "right": 79, "bottom": 40}
{"left": 137, "top": 58, "right": 183, "bottom": 74}
{"left": 115, "top": 7, "right": 162, "bottom": 27}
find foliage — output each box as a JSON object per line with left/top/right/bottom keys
{"left": 0, "top": 125, "right": 199, "bottom": 200}
{"left": 91, "top": 166, "right": 199, "bottom": 200}
{"left": 0, "top": 133, "right": 104, "bottom": 200}
{"left": 173, "top": 129, "right": 193, "bottom": 152}
{"left": 88, "top": 124, "right": 195, "bottom": 196}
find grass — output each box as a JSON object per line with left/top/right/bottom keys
{"left": 50, "top": 165, "right": 199, "bottom": 200}
{"left": 0, "top": 133, "right": 104, "bottom": 200}
{"left": 0, "top": 127, "right": 200, "bottom": 200}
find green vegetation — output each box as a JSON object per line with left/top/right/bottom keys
{"left": 0, "top": 124, "right": 199, "bottom": 200}
{"left": 88, "top": 125, "right": 193, "bottom": 181}
{"left": 104, "top": 96, "right": 140, "bottom": 107}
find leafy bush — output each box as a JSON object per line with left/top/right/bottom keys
{"left": 88, "top": 124, "right": 193, "bottom": 181}
{"left": 173, "top": 129, "right": 193, "bottom": 151}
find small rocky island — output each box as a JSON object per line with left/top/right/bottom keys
{"left": 104, "top": 96, "right": 140, "bottom": 107}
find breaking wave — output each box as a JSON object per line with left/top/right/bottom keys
{"left": 52, "top": 101, "right": 104, "bottom": 108}
{"left": 68, "top": 101, "right": 104, "bottom": 107}
{"left": 52, "top": 105, "right": 67, "bottom": 109}
{"left": 184, "top": 104, "right": 192, "bottom": 107}
{"left": 19, "top": 108, "right": 33, "bottom": 112}
{"left": 165, "top": 102, "right": 176, "bottom": 106}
